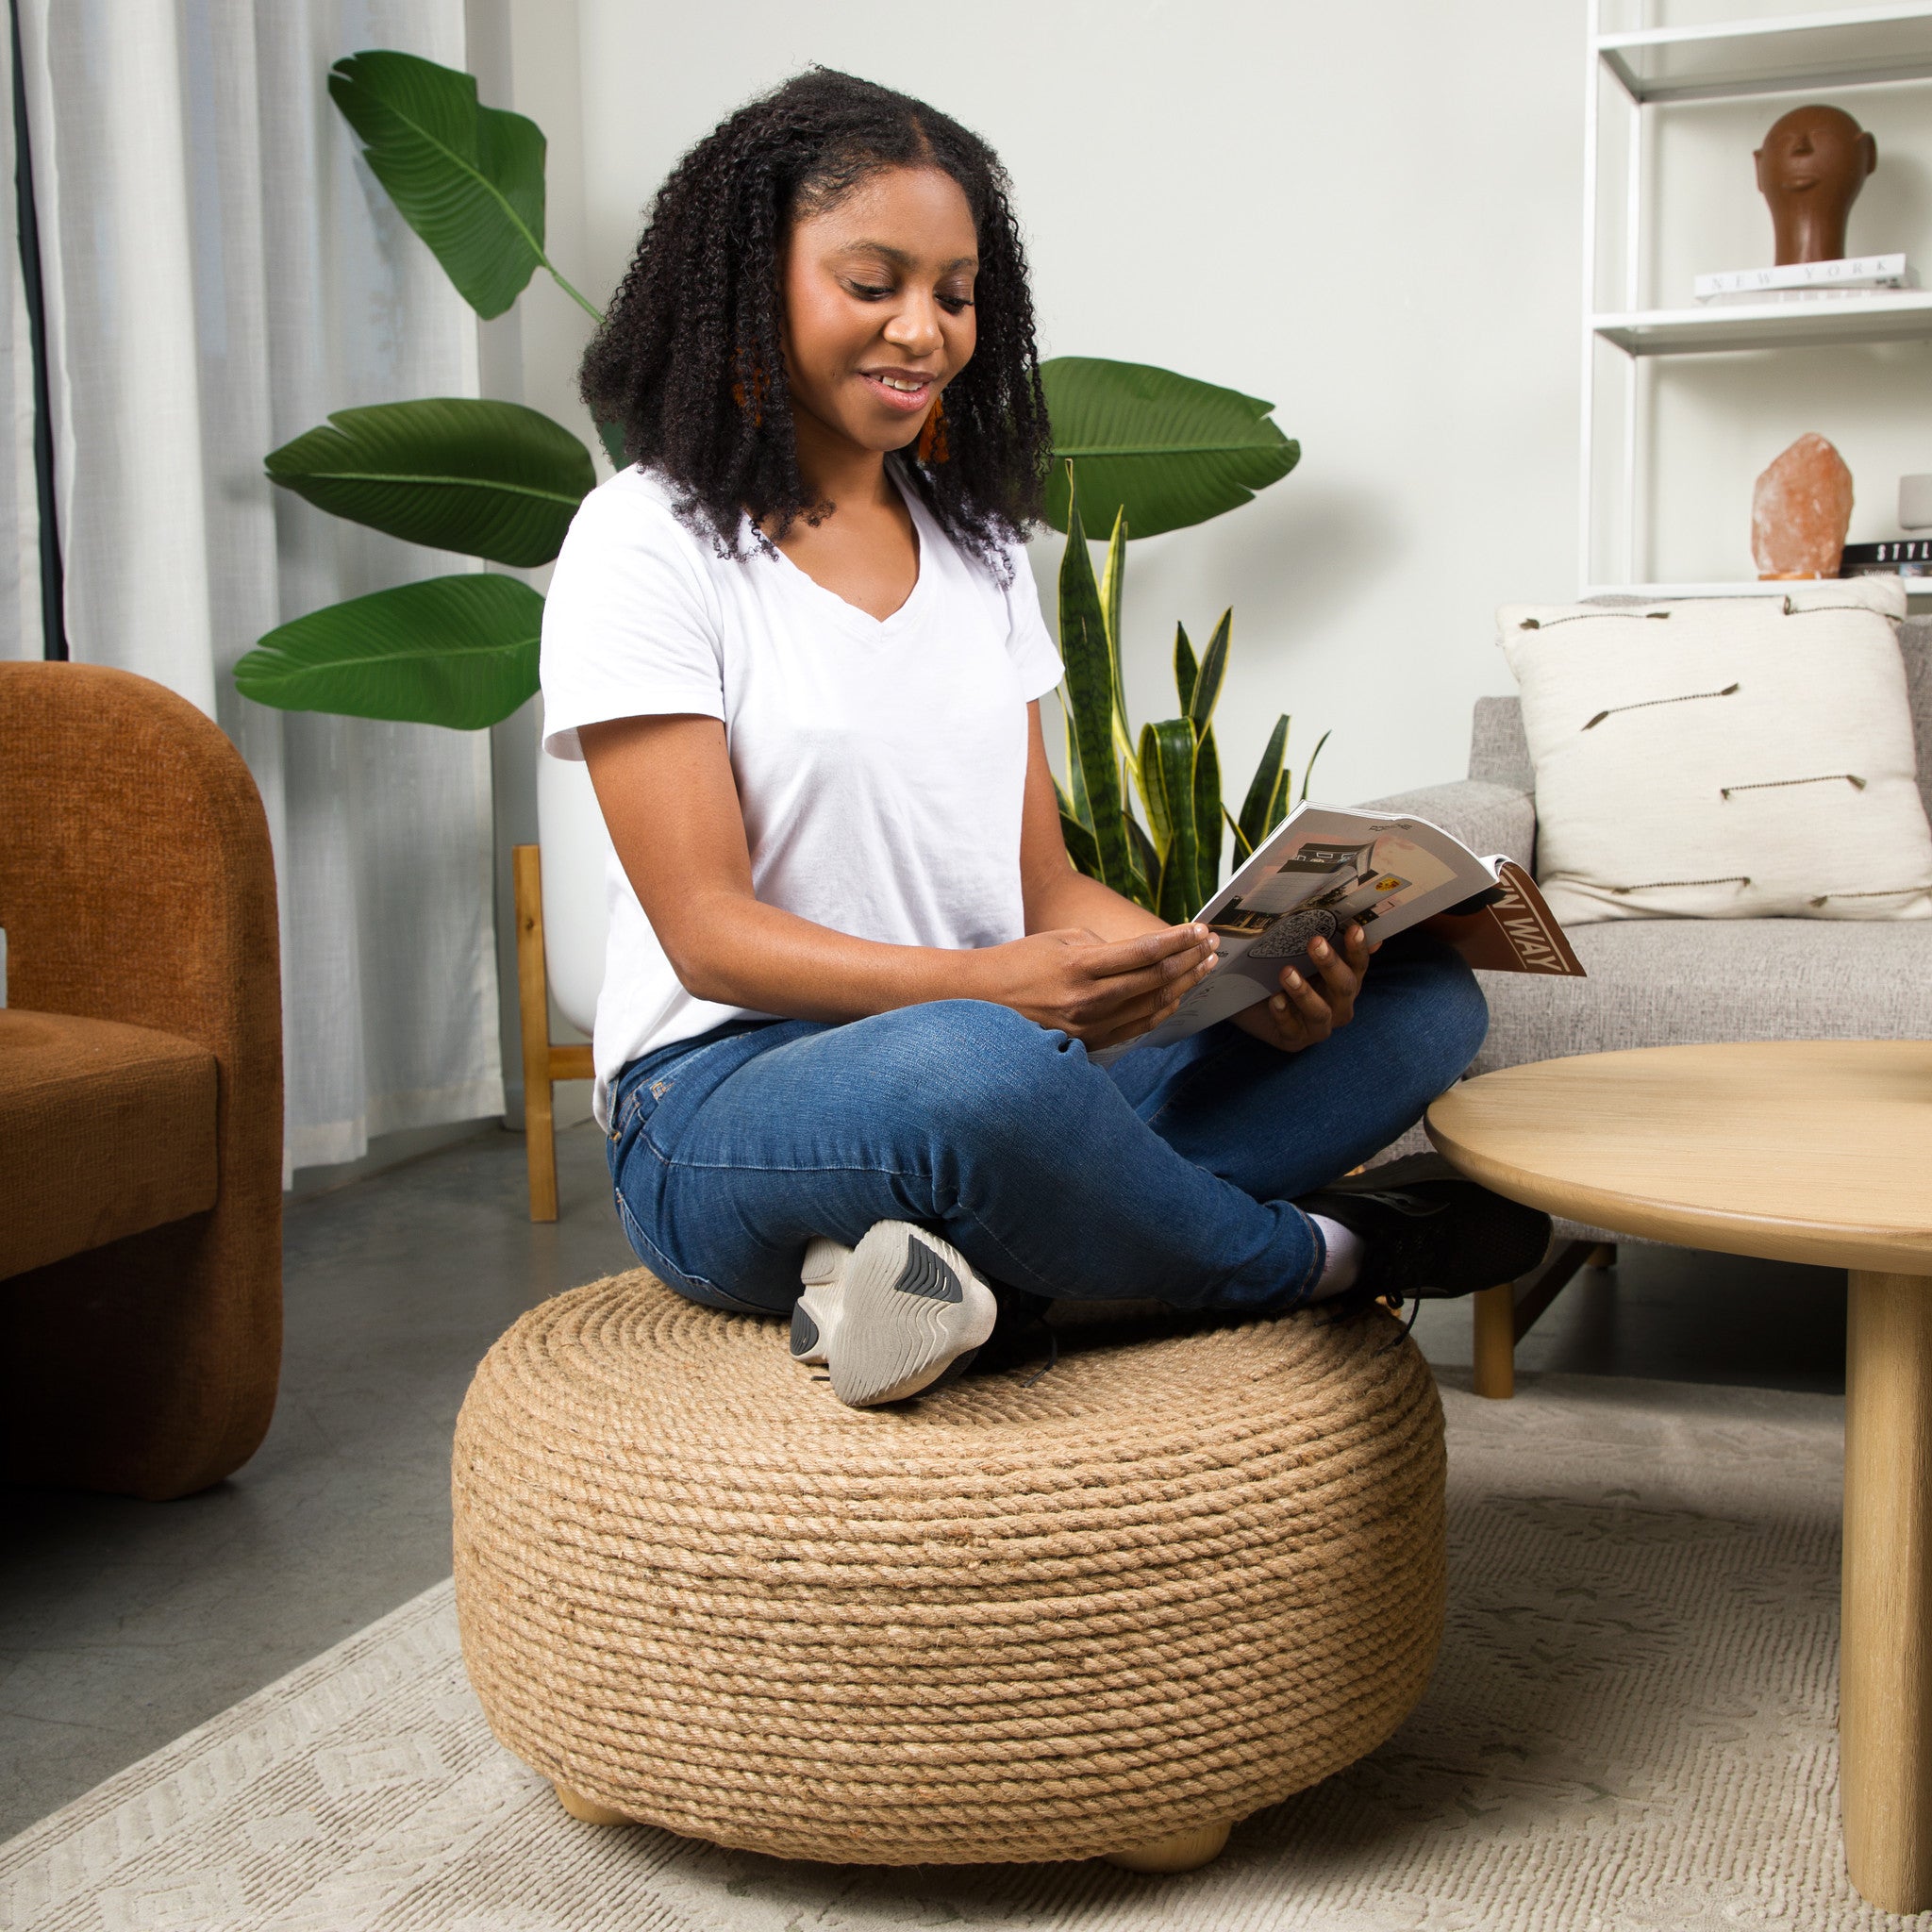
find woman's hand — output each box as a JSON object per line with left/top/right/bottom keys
{"left": 1235, "top": 924, "right": 1375, "bottom": 1053}
{"left": 972, "top": 924, "right": 1219, "bottom": 1049}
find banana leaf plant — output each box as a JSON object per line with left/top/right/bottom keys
{"left": 234, "top": 42, "right": 1322, "bottom": 843}
{"left": 1052, "top": 467, "right": 1324, "bottom": 920}
{"left": 236, "top": 50, "right": 603, "bottom": 726}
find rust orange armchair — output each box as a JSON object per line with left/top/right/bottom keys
{"left": 0, "top": 662, "right": 282, "bottom": 1499}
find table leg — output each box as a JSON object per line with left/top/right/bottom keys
{"left": 1472, "top": 1284, "right": 1515, "bottom": 1400}
{"left": 1842, "top": 1269, "right": 1932, "bottom": 1913}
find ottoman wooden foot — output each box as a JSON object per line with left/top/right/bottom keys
{"left": 554, "top": 1780, "right": 630, "bottom": 1826}
{"left": 1102, "top": 1820, "right": 1232, "bottom": 1873}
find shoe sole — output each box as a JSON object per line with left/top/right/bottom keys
{"left": 824, "top": 1224, "right": 996, "bottom": 1408}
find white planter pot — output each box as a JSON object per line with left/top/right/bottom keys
{"left": 535, "top": 739, "right": 609, "bottom": 1040}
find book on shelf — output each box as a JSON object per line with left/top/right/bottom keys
{"left": 1840, "top": 539, "right": 1932, "bottom": 579}
{"left": 1694, "top": 255, "right": 1918, "bottom": 306}
{"left": 1091, "top": 804, "right": 1584, "bottom": 1065}
{"left": 1703, "top": 286, "right": 1925, "bottom": 308}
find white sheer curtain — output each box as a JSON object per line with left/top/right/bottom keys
{"left": 0, "top": 17, "right": 41, "bottom": 668}
{"left": 14, "top": 0, "right": 505, "bottom": 1170}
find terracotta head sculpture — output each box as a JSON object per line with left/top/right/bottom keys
{"left": 1755, "top": 105, "right": 1877, "bottom": 266}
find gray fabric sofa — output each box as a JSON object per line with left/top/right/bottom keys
{"left": 1362, "top": 613, "right": 1931, "bottom": 1385}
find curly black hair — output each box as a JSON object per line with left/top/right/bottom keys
{"left": 579, "top": 68, "right": 1050, "bottom": 567}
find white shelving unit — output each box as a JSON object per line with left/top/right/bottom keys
{"left": 1598, "top": 3, "right": 1932, "bottom": 100}
{"left": 1581, "top": 2, "right": 1932, "bottom": 599}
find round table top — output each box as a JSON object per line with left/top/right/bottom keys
{"left": 1426, "top": 1041, "right": 1932, "bottom": 1276}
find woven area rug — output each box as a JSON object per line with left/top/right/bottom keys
{"left": 3, "top": 1371, "right": 1896, "bottom": 1931}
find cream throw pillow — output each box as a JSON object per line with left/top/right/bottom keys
{"left": 1497, "top": 577, "right": 1932, "bottom": 926}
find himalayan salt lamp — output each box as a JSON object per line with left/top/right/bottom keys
{"left": 1752, "top": 433, "right": 1854, "bottom": 579}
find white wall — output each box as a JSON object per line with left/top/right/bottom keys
{"left": 508, "top": 0, "right": 1588, "bottom": 808}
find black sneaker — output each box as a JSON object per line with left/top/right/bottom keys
{"left": 1296, "top": 1154, "right": 1552, "bottom": 1314}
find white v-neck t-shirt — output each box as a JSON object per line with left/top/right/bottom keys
{"left": 540, "top": 463, "right": 1064, "bottom": 1126}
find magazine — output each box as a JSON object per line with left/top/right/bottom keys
{"left": 1095, "top": 802, "right": 1584, "bottom": 1062}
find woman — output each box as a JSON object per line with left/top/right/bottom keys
{"left": 541, "top": 70, "right": 1547, "bottom": 1408}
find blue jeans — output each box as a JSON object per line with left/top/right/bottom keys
{"left": 606, "top": 935, "right": 1487, "bottom": 1319}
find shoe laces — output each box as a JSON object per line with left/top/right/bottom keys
{"left": 1019, "top": 1315, "right": 1059, "bottom": 1389}
{"left": 1382, "top": 1296, "right": 1423, "bottom": 1354}
{"left": 1318, "top": 1290, "right": 1422, "bottom": 1355}
{"left": 1362, "top": 1188, "right": 1448, "bottom": 1220}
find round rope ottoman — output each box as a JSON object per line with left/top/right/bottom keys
{"left": 452, "top": 1267, "right": 1445, "bottom": 1872}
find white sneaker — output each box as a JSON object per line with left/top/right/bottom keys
{"left": 790, "top": 1222, "right": 997, "bottom": 1408}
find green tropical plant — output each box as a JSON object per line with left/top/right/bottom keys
{"left": 235, "top": 50, "right": 602, "bottom": 726}
{"left": 1039, "top": 357, "right": 1297, "bottom": 539}
{"left": 264, "top": 398, "right": 595, "bottom": 566}
{"left": 236, "top": 43, "right": 1324, "bottom": 861}
{"left": 236, "top": 574, "right": 546, "bottom": 731}
{"left": 325, "top": 49, "right": 600, "bottom": 323}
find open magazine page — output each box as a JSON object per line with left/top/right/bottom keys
{"left": 1094, "top": 803, "right": 1579, "bottom": 1064}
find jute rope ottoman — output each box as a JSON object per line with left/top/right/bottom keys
{"left": 453, "top": 1268, "right": 1445, "bottom": 1872}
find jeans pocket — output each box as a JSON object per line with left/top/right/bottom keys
{"left": 606, "top": 1080, "right": 654, "bottom": 1177}
{"left": 632, "top": 1026, "right": 789, "bottom": 1158}
{"left": 612, "top": 1027, "right": 759, "bottom": 1143}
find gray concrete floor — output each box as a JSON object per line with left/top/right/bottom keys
{"left": 0, "top": 1120, "right": 634, "bottom": 1843}
{"left": 0, "top": 1123, "right": 1846, "bottom": 1842}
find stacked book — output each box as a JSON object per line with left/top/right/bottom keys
{"left": 1695, "top": 255, "right": 1919, "bottom": 306}
{"left": 1840, "top": 539, "right": 1932, "bottom": 580}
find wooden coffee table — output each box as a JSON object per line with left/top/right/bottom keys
{"left": 1426, "top": 1040, "right": 1932, "bottom": 1912}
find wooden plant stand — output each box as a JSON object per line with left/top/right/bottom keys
{"left": 512, "top": 843, "right": 591, "bottom": 1223}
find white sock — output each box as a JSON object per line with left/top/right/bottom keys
{"left": 1306, "top": 1213, "right": 1364, "bottom": 1301}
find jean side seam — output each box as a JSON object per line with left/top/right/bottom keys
{"left": 637, "top": 1132, "right": 926, "bottom": 1185}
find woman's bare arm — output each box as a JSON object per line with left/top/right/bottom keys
{"left": 578, "top": 709, "right": 1217, "bottom": 1047}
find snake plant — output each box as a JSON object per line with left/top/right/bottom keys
{"left": 1053, "top": 468, "right": 1323, "bottom": 919}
